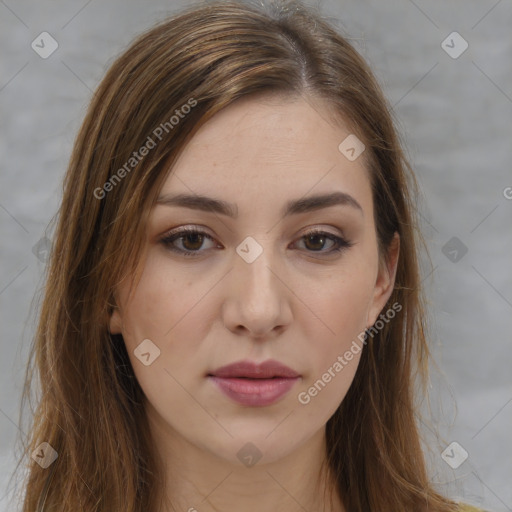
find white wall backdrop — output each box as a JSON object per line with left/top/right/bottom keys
{"left": 1, "top": 0, "right": 511, "bottom": 511}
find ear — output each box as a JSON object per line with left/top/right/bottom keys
{"left": 109, "top": 305, "right": 123, "bottom": 335}
{"left": 366, "top": 232, "right": 400, "bottom": 328}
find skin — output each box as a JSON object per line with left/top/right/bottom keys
{"left": 110, "top": 93, "right": 399, "bottom": 512}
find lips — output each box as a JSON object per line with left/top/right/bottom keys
{"left": 208, "top": 359, "right": 300, "bottom": 379}
{"left": 208, "top": 359, "right": 301, "bottom": 407}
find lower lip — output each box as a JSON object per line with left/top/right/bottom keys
{"left": 209, "top": 376, "right": 300, "bottom": 406}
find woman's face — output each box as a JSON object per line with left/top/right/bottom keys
{"left": 110, "top": 94, "right": 398, "bottom": 467}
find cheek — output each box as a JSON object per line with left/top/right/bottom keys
{"left": 116, "top": 256, "right": 214, "bottom": 411}
{"left": 120, "top": 253, "right": 209, "bottom": 345}
{"left": 296, "top": 260, "right": 375, "bottom": 402}
{"left": 117, "top": 253, "right": 219, "bottom": 395}
{"left": 304, "top": 258, "right": 376, "bottom": 339}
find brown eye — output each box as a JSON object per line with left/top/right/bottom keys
{"left": 303, "top": 233, "right": 330, "bottom": 251}
{"left": 296, "top": 230, "right": 353, "bottom": 255}
{"left": 180, "top": 232, "right": 205, "bottom": 251}
{"left": 160, "top": 227, "right": 218, "bottom": 257}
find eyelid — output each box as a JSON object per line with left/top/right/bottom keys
{"left": 161, "top": 223, "right": 345, "bottom": 240}
{"left": 163, "top": 224, "right": 213, "bottom": 238}
{"left": 296, "top": 224, "right": 346, "bottom": 239}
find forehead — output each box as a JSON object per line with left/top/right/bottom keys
{"left": 158, "top": 94, "right": 373, "bottom": 217}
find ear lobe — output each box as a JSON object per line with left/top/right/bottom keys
{"left": 109, "top": 307, "right": 123, "bottom": 335}
{"left": 366, "top": 232, "right": 400, "bottom": 328}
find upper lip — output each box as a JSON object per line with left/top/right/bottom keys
{"left": 209, "top": 359, "right": 300, "bottom": 379}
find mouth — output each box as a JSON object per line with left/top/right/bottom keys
{"left": 207, "top": 359, "right": 301, "bottom": 406}
{"left": 208, "top": 359, "right": 300, "bottom": 379}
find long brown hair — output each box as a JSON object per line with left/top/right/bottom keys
{"left": 13, "top": 1, "right": 458, "bottom": 510}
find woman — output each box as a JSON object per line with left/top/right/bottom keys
{"left": 15, "top": 0, "right": 486, "bottom": 511}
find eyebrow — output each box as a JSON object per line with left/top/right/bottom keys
{"left": 156, "top": 191, "right": 363, "bottom": 218}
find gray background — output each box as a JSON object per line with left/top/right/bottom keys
{"left": 1, "top": 0, "right": 511, "bottom": 511}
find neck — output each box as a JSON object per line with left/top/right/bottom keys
{"left": 147, "top": 406, "right": 344, "bottom": 512}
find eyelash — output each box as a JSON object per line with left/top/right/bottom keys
{"left": 159, "top": 226, "right": 354, "bottom": 258}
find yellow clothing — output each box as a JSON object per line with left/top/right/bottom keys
{"left": 459, "top": 504, "right": 487, "bottom": 512}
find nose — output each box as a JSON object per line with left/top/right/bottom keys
{"left": 222, "top": 240, "right": 293, "bottom": 339}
